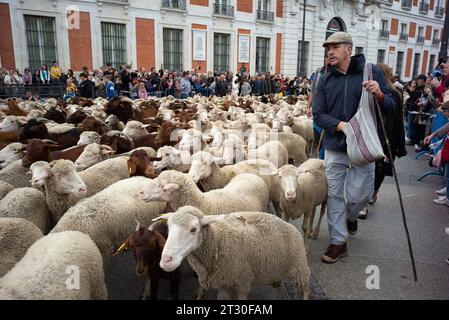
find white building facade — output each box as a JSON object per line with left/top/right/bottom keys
{"left": 0, "top": 0, "right": 446, "bottom": 81}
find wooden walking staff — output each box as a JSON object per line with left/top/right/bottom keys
{"left": 373, "top": 96, "right": 418, "bottom": 282}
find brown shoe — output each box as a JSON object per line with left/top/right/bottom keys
{"left": 321, "top": 243, "right": 348, "bottom": 263}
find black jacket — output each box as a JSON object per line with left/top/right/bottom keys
{"left": 215, "top": 80, "right": 228, "bottom": 97}
{"left": 78, "top": 80, "right": 94, "bottom": 98}
{"left": 313, "top": 54, "right": 395, "bottom": 152}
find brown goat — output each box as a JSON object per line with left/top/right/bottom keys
{"left": 66, "top": 110, "right": 88, "bottom": 124}
{"left": 6, "top": 99, "right": 27, "bottom": 117}
{"left": 127, "top": 149, "right": 161, "bottom": 179}
{"left": 78, "top": 116, "right": 110, "bottom": 135}
{"left": 113, "top": 221, "right": 180, "bottom": 300}
{"left": 0, "top": 131, "right": 20, "bottom": 150}
{"left": 100, "top": 133, "right": 134, "bottom": 154}
{"left": 21, "top": 139, "right": 86, "bottom": 167}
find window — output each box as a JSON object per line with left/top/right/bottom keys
{"left": 418, "top": 26, "right": 424, "bottom": 38}
{"left": 163, "top": 28, "right": 183, "bottom": 73}
{"left": 214, "top": 33, "right": 230, "bottom": 74}
{"left": 258, "top": 0, "right": 270, "bottom": 11}
{"left": 297, "top": 41, "right": 309, "bottom": 76}
{"left": 101, "top": 22, "right": 127, "bottom": 69}
{"left": 256, "top": 37, "right": 270, "bottom": 74}
{"left": 429, "top": 54, "right": 436, "bottom": 73}
{"left": 24, "top": 15, "right": 58, "bottom": 71}
{"left": 412, "top": 53, "right": 421, "bottom": 78}
{"left": 401, "top": 23, "right": 407, "bottom": 34}
{"left": 381, "top": 20, "right": 388, "bottom": 32}
{"left": 355, "top": 47, "right": 364, "bottom": 55}
{"left": 377, "top": 50, "right": 386, "bottom": 64}
{"left": 433, "top": 29, "right": 439, "bottom": 40}
{"left": 396, "top": 51, "right": 404, "bottom": 78}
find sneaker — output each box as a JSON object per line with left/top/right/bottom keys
{"left": 322, "top": 243, "right": 348, "bottom": 263}
{"left": 437, "top": 188, "right": 447, "bottom": 196}
{"left": 347, "top": 219, "right": 358, "bottom": 235}
{"left": 368, "top": 192, "right": 378, "bottom": 205}
{"left": 414, "top": 144, "right": 421, "bottom": 152}
{"left": 433, "top": 197, "right": 449, "bottom": 206}
{"left": 405, "top": 136, "right": 411, "bottom": 145}
{"left": 358, "top": 206, "right": 368, "bottom": 220}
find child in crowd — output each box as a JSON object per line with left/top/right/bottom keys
{"left": 104, "top": 74, "right": 116, "bottom": 100}
{"left": 137, "top": 81, "right": 148, "bottom": 99}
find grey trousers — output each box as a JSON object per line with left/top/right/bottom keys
{"left": 324, "top": 149, "right": 375, "bottom": 245}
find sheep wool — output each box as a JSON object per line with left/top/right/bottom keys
{"left": 0, "top": 231, "right": 107, "bottom": 300}
{"left": 0, "top": 160, "right": 31, "bottom": 188}
{"left": 51, "top": 177, "right": 166, "bottom": 270}
{"left": 0, "top": 218, "right": 43, "bottom": 277}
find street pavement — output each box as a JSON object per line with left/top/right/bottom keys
{"left": 105, "top": 145, "right": 449, "bottom": 300}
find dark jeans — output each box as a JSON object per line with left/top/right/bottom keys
{"left": 407, "top": 112, "right": 426, "bottom": 145}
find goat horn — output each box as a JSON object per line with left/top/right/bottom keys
{"left": 135, "top": 219, "right": 140, "bottom": 231}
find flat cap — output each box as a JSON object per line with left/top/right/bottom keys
{"left": 322, "top": 32, "right": 353, "bottom": 47}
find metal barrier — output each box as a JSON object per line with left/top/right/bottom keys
{"left": 0, "top": 84, "right": 96, "bottom": 100}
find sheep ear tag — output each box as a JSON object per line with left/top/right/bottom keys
{"left": 112, "top": 238, "right": 130, "bottom": 257}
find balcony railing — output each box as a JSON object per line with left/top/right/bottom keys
{"left": 401, "top": 0, "right": 412, "bottom": 10}
{"left": 213, "top": 3, "right": 234, "bottom": 17}
{"left": 435, "top": 6, "right": 444, "bottom": 18}
{"left": 399, "top": 33, "right": 408, "bottom": 41}
{"left": 419, "top": 2, "right": 429, "bottom": 14}
{"left": 379, "top": 30, "right": 390, "bottom": 39}
{"left": 433, "top": 38, "right": 441, "bottom": 46}
{"left": 161, "top": 0, "right": 186, "bottom": 11}
{"left": 256, "top": 10, "right": 274, "bottom": 23}
{"left": 417, "top": 35, "right": 425, "bottom": 44}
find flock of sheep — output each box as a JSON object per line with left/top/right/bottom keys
{"left": 0, "top": 93, "right": 327, "bottom": 300}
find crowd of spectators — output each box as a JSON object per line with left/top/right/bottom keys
{"left": 0, "top": 61, "right": 313, "bottom": 101}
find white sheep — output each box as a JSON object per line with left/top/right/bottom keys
{"left": 0, "top": 231, "right": 108, "bottom": 300}
{"left": 0, "top": 159, "right": 32, "bottom": 188}
{"left": 140, "top": 170, "right": 269, "bottom": 214}
{"left": 0, "top": 217, "right": 43, "bottom": 277}
{"left": 0, "top": 181, "right": 14, "bottom": 199}
{"left": 188, "top": 151, "right": 275, "bottom": 192}
{"left": 272, "top": 159, "right": 327, "bottom": 240}
{"left": 0, "top": 115, "right": 26, "bottom": 132}
{"left": 154, "top": 146, "right": 192, "bottom": 173}
{"left": 155, "top": 206, "right": 310, "bottom": 300}
{"left": 0, "top": 142, "right": 25, "bottom": 169}
{"left": 27, "top": 161, "right": 51, "bottom": 188}
{"left": 105, "top": 114, "right": 125, "bottom": 131}
{"left": 0, "top": 187, "right": 52, "bottom": 233}
{"left": 77, "top": 131, "right": 101, "bottom": 146}
{"left": 178, "top": 128, "right": 211, "bottom": 154}
{"left": 246, "top": 140, "right": 289, "bottom": 168}
{"left": 74, "top": 143, "right": 115, "bottom": 171}
{"left": 39, "top": 157, "right": 130, "bottom": 222}
{"left": 123, "top": 120, "right": 151, "bottom": 140}
{"left": 51, "top": 177, "right": 166, "bottom": 269}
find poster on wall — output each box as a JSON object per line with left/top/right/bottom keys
{"left": 193, "top": 30, "right": 206, "bottom": 61}
{"left": 239, "top": 35, "right": 250, "bottom": 63}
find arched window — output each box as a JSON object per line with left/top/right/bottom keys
{"left": 326, "top": 17, "right": 346, "bottom": 40}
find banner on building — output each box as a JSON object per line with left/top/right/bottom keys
{"left": 193, "top": 30, "right": 206, "bottom": 61}
{"left": 239, "top": 35, "right": 250, "bottom": 63}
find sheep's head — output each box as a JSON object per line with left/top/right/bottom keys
{"left": 272, "top": 165, "right": 299, "bottom": 202}
{"left": 123, "top": 121, "right": 150, "bottom": 140}
{"left": 188, "top": 151, "right": 223, "bottom": 183}
{"left": 139, "top": 170, "right": 186, "bottom": 202}
{"left": 27, "top": 161, "right": 51, "bottom": 188}
{"left": 153, "top": 206, "right": 225, "bottom": 272}
{"left": 0, "top": 115, "right": 25, "bottom": 132}
{"left": 21, "top": 139, "right": 61, "bottom": 168}
{"left": 77, "top": 131, "right": 101, "bottom": 146}
{"left": 154, "top": 146, "right": 183, "bottom": 170}
{"left": 75, "top": 143, "right": 114, "bottom": 171}
{"left": 112, "top": 220, "right": 167, "bottom": 277}
{"left": 0, "top": 142, "right": 25, "bottom": 168}
{"left": 47, "top": 160, "right": 87, "bottom": 196}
